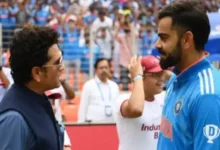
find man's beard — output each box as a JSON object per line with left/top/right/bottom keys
{"left": 158, "top": 41, "right": 182, "bottom": 69}
{"left": 100, "top": 71, "right": 109, "bottom": 80}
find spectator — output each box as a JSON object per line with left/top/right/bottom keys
{"left": 32, "top": 1, "right": 51, "bottom": 25}
{"left": 115, "top": 14, "right": 136, "bottom": 90}
{"left": 141, "top": 23, "right": 158, "bottom": 55}
{"left": 25, "top": 0, "right": 35, "bottom": 13}
{"left": 79, "top": 0, "right": 94, "bottom": 9}
{"left": 8, "top": 0, "right": 19, "bottom": 28}
{"left": 92, "top": 8, "right": 113, "bottom": 35}
{"left": 84, "top": 5, "right": 97, "bottom": 26}
{"left": 0, "top": 0, "right": 12, "bottom": 49}
{"left": 15, "top": 2, "right": 30, "bottom": 29}
{"left": 95, "top": 27, "right": 113, "bottom": 59}
{"left": 67, "top": 0, "right": 82, "bottom": 16}
{"left": 56, "top": 0, "right": 70, "bottom": 13}
{"left": 61, "top": 18, "right": 82, "bottom": 91}
{"left": 80, "top": 38, "right": 103, "bottom": 81}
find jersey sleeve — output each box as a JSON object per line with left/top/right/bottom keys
{"left": 191, "top": 94, "right": 220, "bottom": 150}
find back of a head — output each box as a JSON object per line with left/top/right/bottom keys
{"left": 10, "top": 26, "right": 59, "bottom": 85}
{"left": 158, "top": 0, "right": 210, "bottom": 51}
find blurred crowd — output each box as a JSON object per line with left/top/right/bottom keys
{"left": 0, "top": 0, "right": 220, "bottom": 91}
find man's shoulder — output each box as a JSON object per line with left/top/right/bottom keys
{"left": 0, "top": 110, "right": 27, "bottom": 127}
{"left": 0, "top": 110, "right": 25, "bottom": 120}
{"left": 105, "top": 16, "right": 113, "bottom": 22}
{"left": 195, "top": 66, "right": 220, "bottom": 96}
{"left": 85, "top": 78, "right": 96, "bottom": 85}
{"left": 108, "top": 80, "right": 119, "bottom": 87}
{"left": 116, "top": 92, "right": 131, "bottom": 104}
{"left": 0, "top": 110, "right": 36, "bottom": 149}
{"left": 166, "top": 73, "right": 176, "bottom": 88}
{"left": 82, "top": 79, "right": 96, "bottom": 91}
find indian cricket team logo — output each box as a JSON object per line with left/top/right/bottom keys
{"left": 203, "top": 124, "right": 220, "bottom": 144}
{"left": 174, "top": 100, "right": 183, "bottom": 115}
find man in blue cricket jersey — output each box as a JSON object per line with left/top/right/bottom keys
{"left": 156, "top": 0, "right": 220, "bottom": 150}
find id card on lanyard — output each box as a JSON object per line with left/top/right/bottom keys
{"left": 95, "top": 79, "right": 112, "bottom": 117}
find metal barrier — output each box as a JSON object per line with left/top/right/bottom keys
{"left": 0, "top": 24, "right": 156, "bottom": 91}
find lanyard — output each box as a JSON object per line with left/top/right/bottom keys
{"left": 95, "top": 79, "right": 111, "bottom": 102}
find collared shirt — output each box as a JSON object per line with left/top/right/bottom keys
{"left": 158, "top": 57, "right": 220, "bottom": 150}
{"left": 78, "top": 76, "right": 120, "bottom": 123}
{"left": 0, "top": 111, "right": 35, "bottom": 150}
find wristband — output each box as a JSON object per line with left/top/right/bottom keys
{"left": 133, "top": 74, "right": 143, "bottom": 82}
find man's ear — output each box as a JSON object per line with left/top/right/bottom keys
{"left": 31, "top": 67, "right": 43, "bottom": 82}
{"left": 181, "top": 31, "right": 193, "bottom": 50}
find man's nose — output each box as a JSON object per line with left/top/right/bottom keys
{"left": 155, "top": 39, "right": 162, "bottom": 49}
{"left": 60, "top": 62, "right": 65, "bottom": 71}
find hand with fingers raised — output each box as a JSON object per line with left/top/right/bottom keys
{"left": 128, "top": 56, "right": 143, "bottom": 81}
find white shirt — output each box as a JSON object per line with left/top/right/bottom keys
{"left": 79, "top": 0, "right": 93, "bottom": 9}
{"left": 64, "top": 130, "right": 71, "bottom": 146}
{"left": 0, "top": 67, "right": 13, "bottom": 103}
{"left": 96, "top": 36, "right": 112, "bottom": 59}
{"left": 115, "top": 92, "right": 166, "bottom": 150}
{"left": 50, "top": 86, "right": 66, "bottom": 123}
{"left": 92, "top": 16, "right": 113, "bottom": 33}
{"left": 78, "top": 76, "right": 119, "bottom": 123}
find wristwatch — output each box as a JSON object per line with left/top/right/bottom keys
{"left": 133, "top": 74, "right": 143, "bottom": 82}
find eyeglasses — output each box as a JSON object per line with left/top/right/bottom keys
{"left": 42, "top": 57, "right": 63, "bottom": 70}
{"left": 43, "top": 63, "right": 63, "bottom": 70}
{"left": 143, "top": 72, "right": 163, "bottom": 79}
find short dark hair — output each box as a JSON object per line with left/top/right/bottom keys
{"left": 98, "top": 8, "right": 106, "bottom": 16}
{"left": 158, "top": 0, "right": 210, "bottom": 51}
{"left": 10, "top": 26, "right": 59, "bottom": 85}
{"left": 94, "top": 58, "right": 109, "bottom": 69}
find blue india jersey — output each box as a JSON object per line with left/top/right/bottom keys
{"left": 157, "top": 57, "right": 220, "bottom": 150}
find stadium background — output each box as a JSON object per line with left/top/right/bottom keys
{"left": 0, "top": 0, "right": 220, "bottom": 149}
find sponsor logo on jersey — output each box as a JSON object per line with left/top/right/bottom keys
{"left": 160, "top": 116, "right": 173, "bottom": 140}
{"left": 203, "top": 124, "right": 220, "bottom": 144}
{"left": 141, "top": 124, "right": 160, "bottom": 131}
{"left": 141, "top": 124, "right": 160, "bottom": 139}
